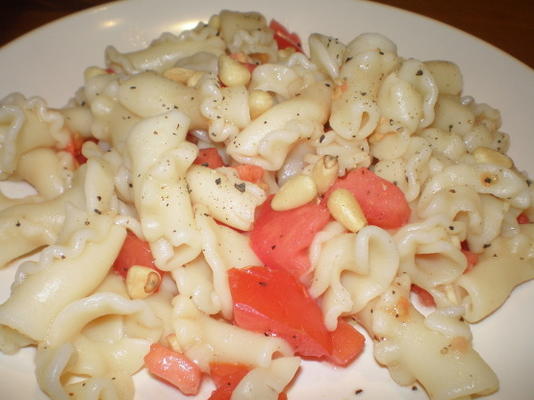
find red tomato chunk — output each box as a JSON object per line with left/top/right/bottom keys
{"left": 229, "top": 266, "right": 332, "bottom": 358}
{"left": 194, "top": 147, "right": 225, "bottom": 169}
{"left": 269, "top": 19, "right": 303, "bottom": 52}
{"left": 325, "top": 167, "right": 411, "bottom": 229}
{"left": 113, "top": 231, "right": 164, "bottom": 282}
{"left": 144, "top": 343, "right": 202, "bottom": 396}
{"left": 250, "top": 198, "right": 330, "bottom": 280}
{"left": 229, "top": 266, "right": 367, "bottom": 367}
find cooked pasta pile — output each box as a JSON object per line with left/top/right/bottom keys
{"left": 0, "top": 9, "right": 533, "bottom": 400}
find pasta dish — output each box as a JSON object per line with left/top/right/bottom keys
{"left": 0, "top": 9, "right": 532, "bottom": 400}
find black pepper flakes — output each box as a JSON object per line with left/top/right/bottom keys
{"left": 15, "top": 221, "right": 21, "bottom": 227}
{"left": 319, "top": 134, "right": 326, "bottom": 143}
{"left": 94, "top": 208, "right": 102, "bottom": 215}
{"left": 258, "top": 281, "right": 267, "bottom": 286}
{"left": 215, "top": 178, "right": 222, "bottom": 185}
{"left": 234, "top": 182, "right": 246, "bottom": 193}
{"left": 129, "top": 86, "right": 136, "bottom": 89}
{"left": 416, "top": 70, "right": 423, "bottom": 76}
{"left": 355, "top": 389, "right": 363, "bottom": 395}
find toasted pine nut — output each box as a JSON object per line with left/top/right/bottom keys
{"left": 249, "top": 90, "right": 274, "bottom": 119}
{"left": 249, "top": 52, "right": 269, "bottom": 64}
{"left": 218, "top": 55, "right": 251, "bottom": 87}
{"left": 473, "top": 146, "right": 513, "bottom": 169}
{"left": 327, "top": 188, "right": 367, "bottom": 233}
{"left": 163, "top": 67, "right": 203, "bottom": 87}
{"left": 312, "top": 155, "right": 338, "bottom": 194}
{"left": 126, "top": 265, "right": 161, "bottom": 299}
{"left": 271, "top": 175, "right": 317, "bottom": 211}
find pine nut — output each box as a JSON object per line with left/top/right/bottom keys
{"left": 126, "top": 265, "right": 161, "bottom": 299}
{"left": 312, "top": 155, "right": 338, "bottom": 194}
{"left": 249, "top": 90, "right": 274, "bottom": 119}
{"left": 473, "top": 146, "right": 512, "bottom": 169}
{"left": 218, "top": 55, "right": 251, "bottom": 87}
{"left": 271, "top": 174, "right": 318, "bottom": 211}
{"left": 163, "top": 67, "right": 204, "bottom": 87}
{"left": 327, "top": 188, "right": 367, "bottom": 233}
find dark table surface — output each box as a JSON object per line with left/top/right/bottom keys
{"left": 1, "top": 0, "right": 533, "bottom": 69}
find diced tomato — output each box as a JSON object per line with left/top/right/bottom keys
{"left": 113, "top": 231, "right": 163, "bottom": 280}
{"left": 462, "top": 249, "right": 479, "bottom": 274}
{"left": 411, "top": 284, "right": 436, "bottom": 307}
{"left": 327, "top": 319, "right": 365, "bottom": 367}
{"left": 517, "top": 212, "right": 530, "bottom": 224}
{"left": 269, "top": 19, "right": 303, "bottom": 52}
{"left": 325, "top": 167, "right": 411, "bottom": 229}
{"left": 105, "top": 67, "right": 115, "bottom": 74}
{"left": 210, "top": 362, "right": 251, "bottom": 388}
{"left": 234, "top": 164, "right": 264, "bottom": 184}
{"left": 144, "top": 343, "right": 202, "bottom": 396}
{"left": 229, "top": 266, "right": 332, "bottom": 358}
{"left": 193, "top": 148, "right": 225, "bottom": 169}
{"left": 208, "top": 363, "right": 251, "bottom": 400}
{"left": 250, "top": 197, "right": 331, "bottom": 279}
{"left": 63, "top": 135, "right": 96, "bottom": 166}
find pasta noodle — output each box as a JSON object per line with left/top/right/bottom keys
{"left": 0, "top": 9, "right": 531, "bottom": 400}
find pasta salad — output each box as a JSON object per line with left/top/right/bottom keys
{"left": 0, "top": 9, "right": 533, "bottom": 400}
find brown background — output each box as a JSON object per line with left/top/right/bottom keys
{"left": 1, "top": 0, "right": 533, "bottom": 68}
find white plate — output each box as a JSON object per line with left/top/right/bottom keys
{"left": 0, "top": 0, "right": 533, "bottom": 399}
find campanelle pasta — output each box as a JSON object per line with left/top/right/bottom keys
{"left": 0, "top": 9, "right": 532, "bottom": 400}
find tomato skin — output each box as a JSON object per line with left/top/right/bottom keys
{"left": 113, "top": 231, "right": 162, "bottom": 278}
{"left": 144, "top": 343, "right": 202, "bottom": 396}
{"left": 229, "top": 266, "right": 332, "bottom": 358}
{"left": 462, "top": 249, "right": 479, "bottom": 274}
{"left": 194, "top": 148, "right": 225, "bottom": 169}
{"left": 208, "top": 363, "right": 251, "bottom": 400}
{"left": 327, "top": 319, "right": 365, "bottom": 367}
{"left": 269, "top": 19, "right": 303, "bottom": 52}
{"left": 517, "top": 212, "right": 530, "bottom": 224}
{"left": 234, "top": 164, "right": 264, "bottom": 184}
{"left": 325, "top": 167, "right": 411, "bottom": 229}
{"left": 411, "top": 284, "right": 436, "bottom": 307}
{"left": 64, "top": 135, "right": 96, "bottom": 166}
{"left": 250, "top": 198, "right": 331, "bottom": 279}
{"left": 208, "top": 362, "right": 288, "bottom": 400}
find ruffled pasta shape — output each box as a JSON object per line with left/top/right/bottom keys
{"left": 36, "top": 343, "right": 135, "bottom": 400}
{"left": 310, "top": 224, "right": 399, "bottom": 330}
{"left": 232, "top": 357, "right": 300, "bottom": 400}
{"left": 329, "top": 33, "right": 399, "bottom": 140}
{"left": 358, "top": 275, "right": 498, "bottom": 400}
{"left": 395, "top": 216, "right": 467, "bottom": 291}
{"left": 308, "top": 33, "right": 347, "bottom": 80}
{"left": 186, "top": 166, "right": 266, "bottom": 231}
{"left": 0, "top": 163, "right": 95, "bottom": 268}
{"left": 172, "top": 295, "right": 293, "bottom": 372}
{"left": 219, "top": 10, "right": 278, "bottom": 62}
{"left": 194, "top": 205, "right": 262, "bottom": 318}
{"left": 127, "top": 110, "right": 201, "bottom": 269}
{"left": 105, "top": 26, "right": 225, "bottom": 74}
{"left": 226, "top": 81, "right": 332, "bottom": 170}
{"left": 118, "top": 71, "right": 207, "bottom": 130}
{"left": 0, "top": 93, "right": 70, "bottom": 179}
{"left": 456, "top": 224, "right": 534, "bottom": 322}
{"left": 199, "top": 72, "right": 250, "bottom": 142}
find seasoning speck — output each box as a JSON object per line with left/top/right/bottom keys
{"left": 234, "top": 182, "right": 246, "bottom": 193}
